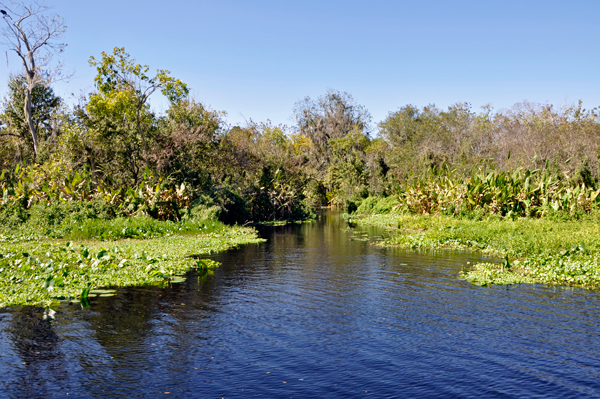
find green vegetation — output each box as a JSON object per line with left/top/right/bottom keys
{"left": 0, "top": 221, "right": 263, "bottom": 308}
{"left": 346, "top": 155, "right": 600, "bottom": 289}
{"left": 350, "top": 209, "right": 600, "bottom": 289}
{"left": 3, "top": 2, "right": 600, "bottom": 303}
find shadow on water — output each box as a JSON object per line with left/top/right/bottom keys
{"left": 1, "top": 210, "right": 600, "bottom": 398}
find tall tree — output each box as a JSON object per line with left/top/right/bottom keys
{"left": 88, "top": 47, "right": 189, "bottom": 168}
{"left": 2, "top": 73, "right": 61, "bottom": 139}
{"left": 0, "top": 1, "right": 67, "bottom": 158}
{"left": 293, "top": 89, "right": 371, "bottom": 171}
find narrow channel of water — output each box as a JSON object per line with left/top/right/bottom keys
{"left": 1, "top": 211, "right": 600, "bottom": 398}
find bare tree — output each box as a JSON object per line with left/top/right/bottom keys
{"left": 0, "top": 1, "right": 66, "bottom": 158}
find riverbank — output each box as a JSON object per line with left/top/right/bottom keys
{"left": 0, "top": 220, "right": 264, "bottom": 308}
{"left": 349, "top": 212, "right": 600, "bottom": 288}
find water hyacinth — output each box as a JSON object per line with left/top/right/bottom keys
{"left": 0, "top": 224, "right": 264, "bottom": 308}
{"left": 353, "top": 212, "right": 600, "bottom": 289}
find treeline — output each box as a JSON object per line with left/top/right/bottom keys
{"left": 380, "top": 101, "right": 600, "bottom": 184}
{"left": 2, "top": 47, "right": 600, "bottom": 226}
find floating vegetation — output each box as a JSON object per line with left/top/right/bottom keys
{"left": 356, "top": 212, "right": 600, "bottom": 289}
{"left": 253, "top": 219, "right": 314, "bottom": 227}
{"left": 0, "top": 224, "right": 264, "bottom": 308}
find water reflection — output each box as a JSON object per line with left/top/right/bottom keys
{"left": 1, "top": 211, "right": 600, "bottom": 398}
{"left": 3, "top": 308, "right": 68, "bottom": 397}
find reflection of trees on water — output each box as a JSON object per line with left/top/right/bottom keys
{"left": 0, "top": 274, "right": 231, "bottom": 396}
{"left": 3, "top": 307, "right": 69, "bottom": 397}
{"left": 72, "top": 274, "right": 224, "bottom": 395}
{"left": 2, "top": 212, "right": 599, "bottom": 397}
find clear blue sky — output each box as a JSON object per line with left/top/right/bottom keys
{"left": 1, "top": 0, "right": 599, "bottom": 130}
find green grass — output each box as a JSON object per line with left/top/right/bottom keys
{"left": 0, "top": 201, "right": 230, "bottom": 242}
{"left": 0, "top": 222, "right": 264, "bottom": 308}
{"left": 355, "top": 196, "right": 400, "bottom": 215}
{"left": 351, "top": 212, "right": 600, "bottom": 289}
{"left": 66, "top": 215, "right": 228, "bottom": 241}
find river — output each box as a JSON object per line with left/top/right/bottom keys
{"left": 1, "top": 211, "right": 600, "bottom": 398}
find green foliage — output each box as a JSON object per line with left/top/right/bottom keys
{"left": 392, "top": 167, "right": 600, "bottom": 218}
{"left": 355, "top": 196, "right": 400, "bottom": 215}
{"left": 152, "top": 99, "right": 224, "bottom": 187}
{"left": 355, "top": 212, "right": 600, "bottom": 288}
{"left": 89, "top": 47, "right": 188, "bottom": 102}
{"left": 0, "top": 74, "right": 63, "bottom": 165}
{"left": 5, "top": 50, "right": 600, "bottom": 229}
{"left": 68, "top": 216, "right": 227, "bottom": 241}
{"left": 325, "top": 130, "right": 370, "bottom": 206}
{"left": 19, "top": 199, "right": 116, "bottom": 238}
{"left": 0, "top": 167, "right": 193, "bottom": 236}
{"left": 372, "top": 196, "right": 400, "bottom": 214}
{"left": 355, "top": 196, "right": 379, "bottom": 214}
{"left": 84, "top": 47, "right": 189, "bottom": 184}
{"left": 0, "top": 223, "right": 263, "bottom": 308}
{"left": 199, "top": 121, "right": 317, "bottom": 222}
{"left": 2, "top": 74, "right": 62, "bottom": 138}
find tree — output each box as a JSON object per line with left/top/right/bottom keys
{"left": 325, "top": 129, "right": 370, "bottom": 205}
{"left": 2, "top": 73, "right": 61, "bottom": 141}
{"left": 151, "top": 99, "right": 224, "bottom": 186}
{"left": 293, "top": 89, "right": 371, "bottom": 171}
{"left": 0, "top": 1, "right": 67, "bottom": 159}
{"left": 378, "top": 104, "right": 421, "bottom": 148}
{"left": 88, "top": 47, "right": 189, "bottom": 168}
{"left": 82, "top": 87, "right": 147, "bottom": 185}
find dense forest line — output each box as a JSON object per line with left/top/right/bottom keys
{"left": 2, "top": 46, "right": 600, "bottom": 231}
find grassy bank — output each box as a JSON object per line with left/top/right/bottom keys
{"left": 0, "top": 218, "right": 264, "bottom": 308}
{"left": 350, "top": 212, "right": 600, "bottom": 289}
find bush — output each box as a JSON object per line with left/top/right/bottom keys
{"left": 372, "top": 196, "right": 400, "bottom": 214}
{"left": 355, "top": 197, "right": 379, "bottom": 214}
{"left": 0, "top": 202, "right": 28, "bottom": 229}
{"left": 354, "top": 196, "right": 400, "bottom": 215}
{"left": 1, "top": 200, "right": 117, "bottom": 238}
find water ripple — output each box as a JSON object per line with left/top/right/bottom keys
{"left": 1, "top": 212, "right": 600, "bottom": 397}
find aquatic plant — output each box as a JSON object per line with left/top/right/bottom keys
{"left": 389, "top": 167, "right": 600, "bottom": 218}
{"left": 1, "top": 166, "right": 190, "bottom": 221}
{"left": 355, "top": 212, "right": 600, "bottom": 289}
{"left": 0, "top": 224, "right": 264, "bottom": 308}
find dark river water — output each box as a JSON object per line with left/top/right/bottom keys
{"left": 2, "top": 211, "right": 600, "bottom": 398}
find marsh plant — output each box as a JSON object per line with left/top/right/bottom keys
{"left": 4, "top": 42, "right": 600, "bottom": 299}
{"left": 395, "top": 165, "right": 600, "bottom": 218}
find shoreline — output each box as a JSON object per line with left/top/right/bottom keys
{"left": 349, "top": 212, "right": 600, "bottom": 289}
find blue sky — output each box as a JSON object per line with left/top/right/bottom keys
{"left": 1, "top": 0, "right": 599, "bottom": 130}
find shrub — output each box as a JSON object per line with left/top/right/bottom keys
{"left": 372, "top": 196, "right": 400, "bottom": 214}
{"left": 355, "top": 197, "right": 379, "bottom": 214}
